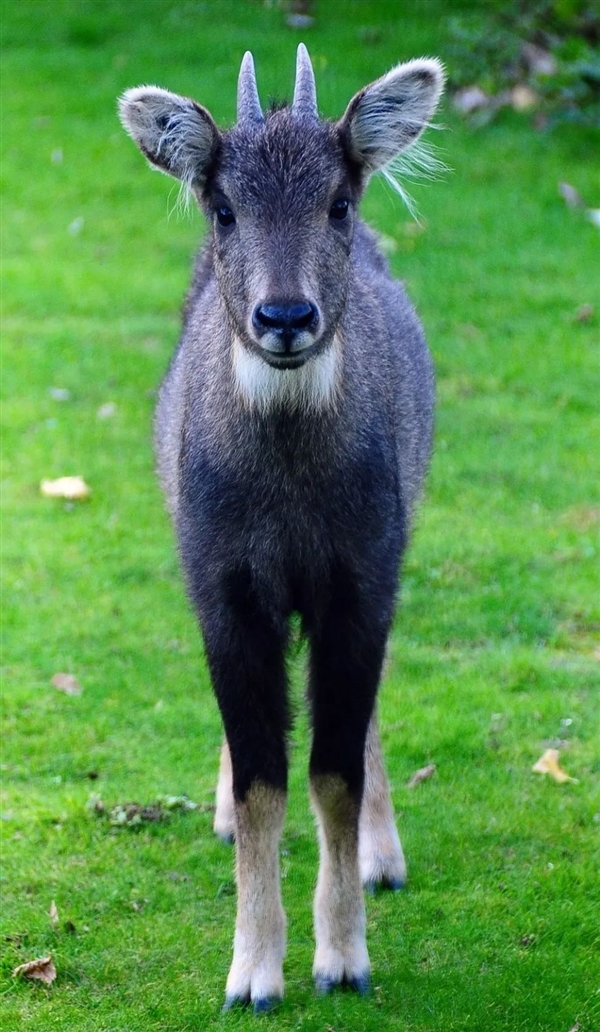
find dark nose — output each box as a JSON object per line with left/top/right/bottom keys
{"left": 253, "top": 301, "right": 319, "bottom": 336}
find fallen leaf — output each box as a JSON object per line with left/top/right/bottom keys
{"left": 511, "top": 84, "right": 538, "bottom": 111}
{"left": 558, "top": 182, "right": 583, "bottom": 209}
{"left": 521, "top": 42, "right": 557, "bottom": 76}
{"left": 12, "top": 955, "right": 56, "bottom": 984}
{"left": 408, "top": 763, "right": 436, "bottom": 788}
{"left": 49, "top": 901, "right": 59, "bottom": 927}
{"left": 68, "top": 216, "right": 84, "bottom": 235}
{"left": 532, "top": 748, "right": 577, "bottom": 783}
{"left": 40, "top": 476, "right": 90, "bottom": 500}
{"left": 51, "top": 673, "right": 82, "bottom": 696}
{"left": 452, "top": 86, "right": 490, "bottom": 114}
{"left": 575, "top": 303, "right": 594, "bottom": 322}
{"left": 285, "top": 13, "right": 314, "bottom": 28}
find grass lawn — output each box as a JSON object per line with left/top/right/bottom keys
{"left": 2, "top": 1, "right": 599, "bottom": 1029}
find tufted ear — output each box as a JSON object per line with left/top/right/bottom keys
{"left": 340, "top": 58, "right": 444, "bottom": 174}
{"left": 118, "top": 86, "right": 219, "bottom": 187}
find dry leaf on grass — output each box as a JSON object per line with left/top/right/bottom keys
{"left": 40, "top": 476, "right": 90, "bottom": 500}
{"left": 453, "top": 86, "right": 490, "bottom": 114}
{"left": 532, "top": 748, "right": 577, "bottom": 783}
{"left": 559, "top": 182, "right": 584, "bottom": 209}
{"left": 511, "top": 84, "right": 538, "bottom": 111}
{"left": 12, "top": 955, "right": 56, "bottom": 984}
{"left": 51, "top": 673, "right": 82, "bottom": 696}
{"left": 408, "top": 763, "right": 436, "bottom": 788}
{"left": 575, "top": 303, "right": 594, "bottom": 323}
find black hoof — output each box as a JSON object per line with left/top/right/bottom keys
{"left": 364, "top": 876, "right": 405, "bottom": 895}
{"left": 222, "top": 993, "right": 249, "bottom": 1012}
{"left": 314, "top": 972, "right": 370, "bottom": 995}
{"left": 346, "top": 972, "right": 371, "bottom": 995}
{"left": 315, "top": 974, "right": 338, "bottom": 995}
{"left": 253, "top": 996, "right": 281, "bottom": 1014}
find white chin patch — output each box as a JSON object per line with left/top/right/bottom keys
{"left": 232, "top": 338, "right": 340, "bottom": 413}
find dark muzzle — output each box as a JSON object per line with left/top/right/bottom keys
{"left": 253, "top": 302, "right": 319, "bottom": 338}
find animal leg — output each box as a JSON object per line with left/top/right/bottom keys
{"left": 311, "top": 774, "right": 369, "bottom": 994}
{"left": 224, "top": 783, "right": 286, "bottom": 1013}
{"left": 214, "top": 738, "right": 235, "bottom": 844}
{"left": 308, "top": 593, "right": 389, "bottom": 994}
{"left": 201, "top": 588, "right": 289, "bottom": 1012}
{"left": 359, "top": 712, "right": 406, "bottom": 892}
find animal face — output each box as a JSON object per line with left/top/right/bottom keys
{"left": 119, "top": 46, "right": 443, "bottom": 371}
{"left": 206, "top": 114, "right": 356, "bottom": 368}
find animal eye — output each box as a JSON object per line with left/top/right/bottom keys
{"left": 216, "top": 206, "right": 235, "bottom": 227}
{"left": 329, "top": 199, "right": 349, "bottom": 221}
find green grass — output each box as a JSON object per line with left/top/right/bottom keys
{"left": 2, "top": 1, "right": 599, "bottom": 1029}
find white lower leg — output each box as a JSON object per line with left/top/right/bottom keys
{"left": 225, "top": 783, "right": 287, "bottom": 1009}
{"left": 359, "top": 713, "right": 406, "bottom": 889}
{"left": 213, "top": 739, "right": 235, "bottom": 842}
{"left": 311, "top": 775, "right": 369, "bottom": 991}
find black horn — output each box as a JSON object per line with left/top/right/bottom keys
{"left": 292, "top": 42, "right": 318, "bottom": 120}
{"left": 237, "top": 51, "right": 263, "bottom": 125}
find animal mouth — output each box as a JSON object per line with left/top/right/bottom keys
{"left": 260, "top": 349, "right": 313, "bottom": 370}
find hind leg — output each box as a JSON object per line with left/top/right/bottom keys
{"left": 359, "top": 712, "right": 406, "bottom": 892}
{"left": 214, "top": 739, "right": 235, "bottom": 844}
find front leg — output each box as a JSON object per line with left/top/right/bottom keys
{"left": 308, "top": 589, "right": 390, "bottom": 994}
{"left": 201, "top": 585, "right": 289, "bottom": 1012}
{"left": 311, "top": 775, "right": 369, "bottom": 993}
{"left": 225, "top": 784, "right": 286, "bottom": 1012}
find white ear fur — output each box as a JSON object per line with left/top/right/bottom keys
{"left": 341, "top": 58, "right": 445, "bottom": 173}
{"left": 118, "top": 86, "right": 218, "bottom": 187}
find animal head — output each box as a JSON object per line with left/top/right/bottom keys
{"left": 119, "top": 46, "right": 443, "bottom": 372}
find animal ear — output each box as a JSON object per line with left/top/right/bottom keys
{"left": 340, "top": 58, "right": 444, "bottom": 173}
{"left": 118, "top": 86, "right": 219, "bottom": 187}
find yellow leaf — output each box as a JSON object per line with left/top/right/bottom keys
{"left": 407, "top": 763, "right": 436, "bottom": 788}
{"left": 12, "top": 955, "right": 57, "bottom": 984}
{"left": 532, "top": 748, "right": 577, "bottom": 783}
{"left": 51, "top": 673, "right": 82, "bottom": 696}
{"left": 40, "top": 476, "right": 91, "bottom": 500}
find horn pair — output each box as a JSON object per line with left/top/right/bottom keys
{"left": 237, "top": 42, "right": 317, "bottom": 125}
